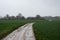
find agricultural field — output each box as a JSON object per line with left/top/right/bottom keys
{"left": 0, "top": 20, "right": 31, "bottom": 39}
{"left": 33, "top": 20, "right": 60, "bottom": 40}
{"left": 0, "top": 20, "right": 60, "bottom": 40}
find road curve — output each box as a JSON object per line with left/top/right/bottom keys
{"left": 2, "top": 23, "right": 35, "bottom": 40}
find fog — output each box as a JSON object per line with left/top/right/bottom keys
{"left": 0, "top": 0, "right": 60, "bottom": 17}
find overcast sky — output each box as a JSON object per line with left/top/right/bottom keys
{"left": 0, "top": 0, "right": 60, "bottom": 17}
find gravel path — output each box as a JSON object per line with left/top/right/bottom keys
{"left": 2, "top": 23, "right": 35, "bottom": 40}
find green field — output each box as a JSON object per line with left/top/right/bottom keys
{"left": 0, "top": 20, "right": 31, "bottom": 39}
{"left": 0, "top": 20, "right": 60, "bottom": 40}
{"left": 33, "top": 20, "right": 60, "bottom": 40}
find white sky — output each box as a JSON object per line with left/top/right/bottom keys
{"left": 0, "top": 0, "right": 60, "bottom": 17}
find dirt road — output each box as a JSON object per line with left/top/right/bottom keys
{"left": 2, "top": 23, "right": 35, "bottom": 40}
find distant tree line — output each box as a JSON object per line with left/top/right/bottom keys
{"left": 0, "top": 13, "right": 45, "bottom": 20}
{"left": 0, "top": 13, "right": 60, "bottom": 20}
{"left": 44, "top": 16, "right": 60, "bottom": 21}
{"left": 27, "top": 15, "right": 44, "bottom": 20}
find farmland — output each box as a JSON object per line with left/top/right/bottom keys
{"left": 33, "top": 20, "right": 60, "bottom": 40}
{"left": 0, "top": 20, "right": 32, "bottom": 39}
{"left": 0, "top": 20, "right": 60, "bottom": 40}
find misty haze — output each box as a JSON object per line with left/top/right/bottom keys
{"left": 0, "top": 0, "right": 60, "bottom": 40}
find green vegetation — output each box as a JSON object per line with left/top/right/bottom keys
{"left": 0, "top": 19, "right": 60, "bottom": 40}
{"left": 33, "top": 20, "right": 60, "bottom": 40}
{"left": 0, "top": 20, "right": 31, "bottom": 39}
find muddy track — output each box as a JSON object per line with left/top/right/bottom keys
{"left": 2, "top": 23, "right": 35, "bottom": 40}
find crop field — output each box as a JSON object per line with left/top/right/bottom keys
{"left": 0, "top": 20, "right": 60, "bottom": 40}
{"left": 33, "top": 20, "right": 60, "bottom": 40}
{"left": 0, "top": 20, "right": 31, "bottom": 39}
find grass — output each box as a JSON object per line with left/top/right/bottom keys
{"left": 33, "top": 20, "right": 60, "bottom": 40}
{"left": 0, "top": 19, "right": 60, "bottom": 40}
{"left": 0, "top": 20, "right": 31, "bottom": 39}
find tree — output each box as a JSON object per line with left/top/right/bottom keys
{"left": 10, "top": 16, "right": 15, "bottom": 20}
{"left": 16, "top": 13, "right": 25, "bottom": 20}
{"left": 4, "top": 14, "right": 10, "bottom": 20}
{"left": 35, "top": 15, "right": 41, "bottom": 19}
{"left": 18, "top": 13, "right": 22, "bottom": 17}
{"left": 16, "top": 13, "right": 22, "bottom": 19}
{"left": 21, "top": 16, "right": 25, "bottom": 19}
